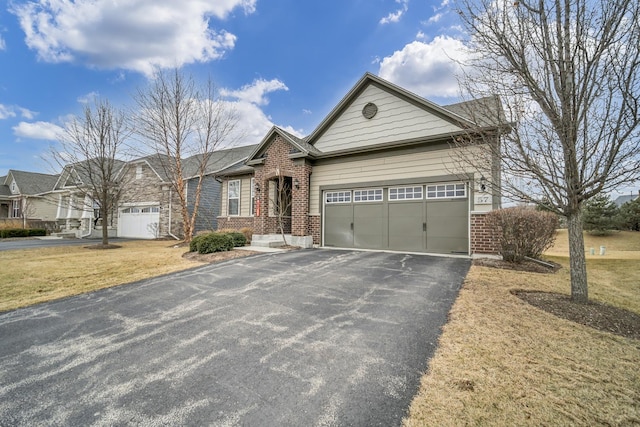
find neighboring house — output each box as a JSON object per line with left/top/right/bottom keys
{"left": 217, "top": 72, "right": 504, "bottom": 255}
{"left": 184, "top": 144, "right": 257, "bottom": 234}
{"left": 614, "top": 192, "right": 639, "bottom": 208}
{"left": 0, "top": 177, "right": 10, "bottom": 218}
{"left": 52, "top": 147, "right": 257, "bottom": 239}
{"left": 52, "top": 160, "right": 126, "bottom": 238}
{"left": 0, "top": 170, "right": 59, "bottom": 226}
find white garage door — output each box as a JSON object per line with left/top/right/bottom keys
{"left": 118, "top": 206, "right": 160, "bottom": 239}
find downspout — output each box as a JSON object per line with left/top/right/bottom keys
{"left": 81, "top": 195, "right": 93, "bottom": 238}
{"left": 167, "top": 187, "right": 180, "bottom": 240}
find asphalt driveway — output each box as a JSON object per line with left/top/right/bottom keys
{"left": 0, "top": 249, "right": 470, "bottom": 426}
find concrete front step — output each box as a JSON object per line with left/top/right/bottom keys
{"left": 250, "top": 239, "right": 287, "bottom": 248}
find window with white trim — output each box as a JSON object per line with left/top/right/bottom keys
{"left": 150, "top": 206, "right": 160, "bottom": 213}
{"left": 426, "top": 183, "right": 466, "bottom": 199}
{"left": 389, "top": 186, "right": 423, "bottom": 200}
{"left": 354, "top": 188, "right": 382, "bottom": 202}
{"left": 12, "top": 200, "right": 21, "bottom": 218}
{"left": 135, "top": 165, "right": 143, "bottom": 180}
{"left": 250, "top": 177, "right": 255, "bottom": 216}
{"left": 325, "top": 191, "right": 351, "bottom": 204}
{"left": 10, "top": 180, "right": 17, "bottom": 193}
{"left": 228, "top": 180, "right": 240, "bottom": 215}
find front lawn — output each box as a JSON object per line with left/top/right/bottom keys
{"left": 0, "top": 241, "right": 206, "bottom": 312}
{"left": 404, "top": 230, "right": 640, "bottom": 426}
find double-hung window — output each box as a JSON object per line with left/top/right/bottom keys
{"left": 12, "top": 200, "right": 21, "bottom": 218}
{"left": 228, "top": 180, "right": 240, "bottom": 216}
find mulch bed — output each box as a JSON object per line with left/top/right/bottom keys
{"left": 473, "top": 258, "right": 639, "bottom": 340}
{"left": 83, "top": 244, "right": 122, "bottom": 250}
{"left": 182, "top": 249, "right": 261, "bottom": 263}
{"left": 513, "top": 290, "right": 640, "bottom": 341}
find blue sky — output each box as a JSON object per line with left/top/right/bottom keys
{"left": 0, "top": 0, "right": 470, "bottom": 176}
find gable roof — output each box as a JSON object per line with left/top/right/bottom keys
{"left": 305, "top": 72, "right": 478, "bottom": 146}
{"left": 0, "top": 176, "right": 10, "bottom": 198}
{"left": 246, "top": 126, "right": 321, "bottom": 165}
{"left": 6, "top": 170, "right": 59, "bottom": 195}
{"left": 55, "top": 159, "right": 127, "bottom": 190}
{"left": 183, "top": 144, "right": 258, "bottom": 179}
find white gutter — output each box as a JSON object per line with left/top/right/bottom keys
{"left": 167, "top": 187, "right": 180, "bottom": 240}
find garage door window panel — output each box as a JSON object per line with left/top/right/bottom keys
{"left": 325, "top": 191, "right": 352, "bottom": 203}
{"left": 353, "top": 189, "right": 382, "bottom": 202}
{"left": 426, "top": 183, "right": 466, "bottom": 199}
{"left": 389, "top": 186, "right": 423, "bottom": 201}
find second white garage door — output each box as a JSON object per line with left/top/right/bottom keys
{"left": 118, "top": 206, "right": 160, "bottom": 239}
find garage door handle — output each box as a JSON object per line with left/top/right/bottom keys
{"left": 423, "top": 222, "right": 426, "bottom": 232}
{"left": 350, "top": 222, "right": 354, "bottom": 231}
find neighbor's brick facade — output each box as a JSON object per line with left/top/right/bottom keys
{"left": 119, "top": 162, "right": 182, "bottom": 238}
{"left": 470, "top": 212, "right": 499, "bottom": 254}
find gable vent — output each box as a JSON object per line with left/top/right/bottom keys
{"left": 362, "top": 102, "right": 378, "bottom": 119}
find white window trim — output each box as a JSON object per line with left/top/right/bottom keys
{"left": 250, "top": 177, "right": 255, "bottom": 216}
{"left": 353, "top": 188, "right": 383, "bottom": 203}
{"left": 325, "top": 190, "right": 352, "bottom": 204}
{"left": 426, "top": 182, "right": 467, "bottom": 199}
{"left": 228, "top": 179, "right": 240, "bottom": 216}
{"left": 389, "top": 186, "right": 423, "bottom": 201}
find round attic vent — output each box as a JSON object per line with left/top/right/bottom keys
{"left": 362, "top": 102, "right": 378, "bottom": 119}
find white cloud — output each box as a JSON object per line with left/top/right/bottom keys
{"left": 380, "top": 0, "right": 409, "bottom": 25}
{"left": 427, "top": 13, "right": 444, "bottom": 24}
{"left": 219, "top": 78, "right": 301, "bottom": 145}
{"left": 77, "top": 91, "right": 99, "bottom": 104}
{"left": 416, "top": 31, "right": 426, "bottom": 40}
{"left": 220, "top": 78, "right": 288, "bottom": 106}
{"left": 0, "top": 104, "right": 17, "bottom": 120}
{"left": 0, "top": 35, "right": 5, "bottom": 50}
{"left": 19, "top": 107, "right": 37, "bottom": 119}
{"left": 302, "top": 109, "right": 312, "bottom": 115}
{"left": 0, "top": 104, "right": 36, "bottom": 120}
{"left": 378, "top": 36, "right": 470, "bottom": 99}
{"left": 13, "top": 121, "right": 65, "bottom": 140}
{"left": 10, "top": 0, "right": 256, "bottom": 76}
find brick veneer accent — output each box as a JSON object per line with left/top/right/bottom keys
{"left": 253, "top": 134, "right": 313, "bottom": 238}
{"left": 470, "top": 212, "right": 500, "bottom": 254}
{"left": 217, "top": 216, "right": 255, "bottom": 231}
{"left": 309, "top": 215, "right": 321, "bottom": 245}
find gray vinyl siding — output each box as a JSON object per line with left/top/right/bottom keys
{"left": 187, "top": 176, "right": 221, "bottom": 233}
{"left": 314, "top": 85, "right": 463, "bottom": 153}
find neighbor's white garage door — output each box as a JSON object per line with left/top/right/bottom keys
{"left": 118, "top": 206, "right": 160, "bottom": 239}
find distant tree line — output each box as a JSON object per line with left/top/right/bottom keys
{"left": 538, "top": 195, "right": 640, "bottom": 235}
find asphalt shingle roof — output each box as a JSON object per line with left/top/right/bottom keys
{"left": 8, "top": 170, "right": 59, "bottom": 195}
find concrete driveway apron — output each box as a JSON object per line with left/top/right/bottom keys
{"left": 0, "top": 249, "right": 470, "bottom": 426}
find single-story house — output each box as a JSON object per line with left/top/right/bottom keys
{"left": 217, "top": 72, "right": 503, "bottom": 255}
{"left": 0, "top": 170, "right": 60, "bottom": 226}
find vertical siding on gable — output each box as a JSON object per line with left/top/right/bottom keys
{"left": 314, "top": 85, "right": 463, "bottom": 153}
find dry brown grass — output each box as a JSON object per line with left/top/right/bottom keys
{"left": 0, "top": 240, "right": 206, "bottom": 312}
{"left": 0, "top": 220, "right": 24, "bottom": 230}
{"left": 404, "top": 232, "right": 640, "bottom": 426}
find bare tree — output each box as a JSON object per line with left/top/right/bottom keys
{"left": 54, "top": 99, "right": 130, "bottom": 246}
{"left": 268, "top": 169, "right": 293, "bottom": 246}
{"left": 455, "top": 0, "right": 640, "bottom": 302}
{"left": 133, "top": 68, "right": 239, "bottom": 242}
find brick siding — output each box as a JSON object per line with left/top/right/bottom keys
{"left": 470, "top": 212, "right": 500, "bottom": 254}
{"left": 217, "top": 216, "right": 255, "bottom": 231}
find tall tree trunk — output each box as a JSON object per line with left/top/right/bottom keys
{"left": 101, "top": 205, "right": 109, "bottom": 246}
{"left": 567, "top": 210, "right": 588, "bottom": 302}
